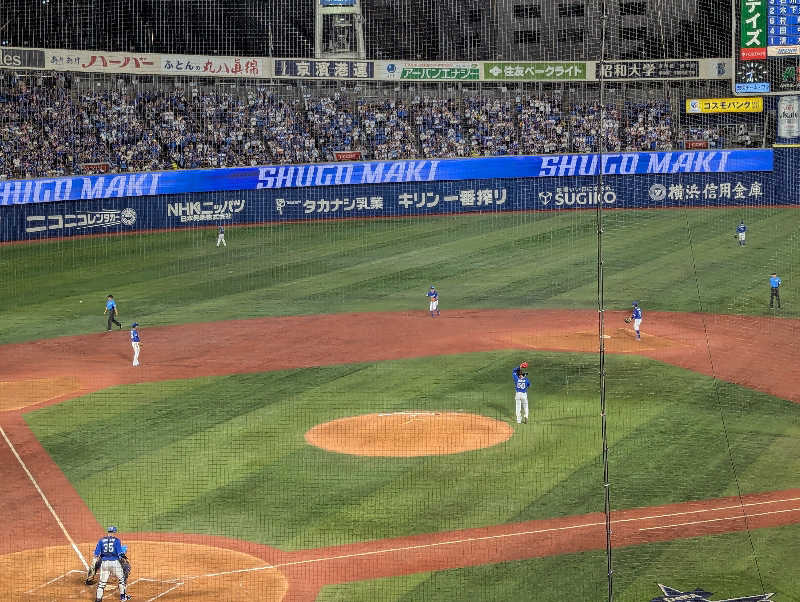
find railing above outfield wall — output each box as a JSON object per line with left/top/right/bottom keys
{"left": 0, "top": 148, "right": 794, "bottom": 243}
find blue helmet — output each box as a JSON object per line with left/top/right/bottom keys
{"left": 632, "top": 301, "right": 639, "bottom": 307}
{"left": 107, "top": 526, "right": 117, "bottom": 533}
{"left": 131, "top": 322, "right": 139, "bottom": 328}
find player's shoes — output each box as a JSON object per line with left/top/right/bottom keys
{"left": 522, "top": 417, "right": 528, "bottom": 424}
{"left": 120, "top": 595, "right": 132, "bottom": 601}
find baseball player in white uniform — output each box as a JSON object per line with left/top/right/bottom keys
{"left": 217, "top": 225, "right": 227, "bottom": 247}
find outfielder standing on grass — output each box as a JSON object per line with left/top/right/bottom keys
{"left": 104, "top": 295, "right": 122, "bottom": 331}
{"left": 736, "top": 220, "right": 747, "bottom": 246}
{"left": 769, "top": 272, "right": 782, "bottom": 309}
{"left": 130, "top": 322, "right": 142, "bottom": 366}
{"left": 217, "top": 224, "right": 227, "bottom": 247}
{"left": 512, "top": 362, "right": 530, "bottom": 424}
{"left": 88, "top": 526, "right": 131, "bottom": 601}
{"left": 426, "top": 285, "right": 440, "bottom": 317}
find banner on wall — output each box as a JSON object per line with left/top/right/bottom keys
{"left": 0, "top": 46, "right": 733, "bottom": 84}
{"left": 777, "top": 95, "right": 800, "bottom": 140}
{"left": 483, "top": 62, "right": 587, "bottom": 81}
{"left": 160, "top": 55, "right": 265, "bottom": 77}
{"left": 0, "top": 150, "right": 775, "bottom": 206}
{"left": 0, "top": 48, "right": 46, "bottom": 69}
{"left": 685, "top": 97, "right": 764, "bottom": 113}
{"left": 596, "top": 60, "right": 699, "bottom": 81}
{"left": 0, "top": 158, "right": 784, "bottom": 242}
{"left": 273, "top": 59, "right": 374, "bottom": 79}
{"left": 377, "top": 61, "right": 480, "bottom": 81}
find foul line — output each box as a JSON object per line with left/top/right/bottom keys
{"left": 168, "top": 496, "right": 800, "bottom": 581}
{"left": 639, "top": 507, "right": 800, "bottom": 531}
{"left": 0, "top": 425, "right": 89, "bottom": 570}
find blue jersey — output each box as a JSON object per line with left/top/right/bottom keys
{"left": 106, "top": 299, "right": 116, "bottom": 311}
{"left": 95, "top": 536, "right": 123, "bottom": 561}
{"left": 632, "top": 307, "right": 642, "bottom": 320}
{"left": 736, "top": 223, "right": 746, "bottom": 233}
{"left": 427, "top": 289, "right": 438, "bottom": 301}
{"left": 515, "top": 375, "right": 530, "bottom": 393}
{"left": 130, "top": 327, "right": 140, "bottom": 343}
{"left": 770, "top": 276, "right": 781, "bottom": 288}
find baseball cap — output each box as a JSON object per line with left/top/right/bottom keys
{"left": 632, "top": 301, "right": 638, "bottom": 307}
{"left": 131, "top": 322, "right": 138, "bottom": 327}
{"left": 107, "top": 526, "right": 117, "bottom": 533}
{"left": 430, "top": 285, "right": 435, "bottom": 289}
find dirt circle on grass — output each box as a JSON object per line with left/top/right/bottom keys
{"left": 1, "top": 541, "right": 287, "bottom": 601}
{"left": 305, "top": 411, "right": 513, "bottom": 457}
{"left": 0, "top": 375, "right": 81, "bottom": 411}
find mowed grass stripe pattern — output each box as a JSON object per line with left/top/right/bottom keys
{"left": 24, "top": 352, "right": 800, "bottom": 552}
{"left": 0, "top": 207, "right": 797, "bottom": 343}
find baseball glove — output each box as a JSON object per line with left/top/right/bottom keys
{"left": 624, "top": 317, "right": 632, "bottom": 324}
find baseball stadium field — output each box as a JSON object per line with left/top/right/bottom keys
{"left": 1, "top": 206, "right": 799, "bottom": 601}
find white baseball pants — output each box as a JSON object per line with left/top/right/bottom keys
{"left": 515, "top": 392, "right": 528, "bottom": 423}
{"left": 96, "top": 559, "right": 126, "bottom": 600}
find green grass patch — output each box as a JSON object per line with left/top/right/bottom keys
{"left": 24, "top": 351, "right": 800, "bottom": 552}
{"left": 1, "top": 207, "right": 797, "bottom": 343}
{"left": 316, "top": 523, "right": 800, "bottom": 601}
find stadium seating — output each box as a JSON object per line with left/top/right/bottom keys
{"left": 0, "top": 72, "right": 761, "bottom": 180}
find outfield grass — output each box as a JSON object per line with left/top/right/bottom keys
{"left": 1, "top": 207, "right": 797, "bottom": 343}
{"left": 316, "top": 523, "right": 800, "bottom": 602}
{"left": 24, "top": 352, "right": 800, "bottom": 553}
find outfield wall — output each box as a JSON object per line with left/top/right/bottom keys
{"left": 0, "top": 148, "right": 796, "bottom": 242}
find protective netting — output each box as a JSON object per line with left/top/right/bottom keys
{"left": 1, "top": 2, "right": 798, "bottom": 602}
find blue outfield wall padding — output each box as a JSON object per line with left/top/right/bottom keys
{"left": 0, "top": 149, "right": 774, "bottom": 206}
{"left": 0, "top": 149, "right": 796, "bottom": 243}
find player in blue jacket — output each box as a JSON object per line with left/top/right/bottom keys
{"left": 426, "top": 286, "right": 440, "bottom": 317}
{"left": 736, "top": 221, "right": 747, "bottom": 246}
{"left": 104, "top": 295, "right": 121, "bottom": 331}
{"left": 769, "top": 273, "right": 782, "bottom": 309}
{"left": 512, "top": 361, "right": 530, "bottom": 424}
{"left": 631, "top": 302, "right": 643, "bottom": 340}
{"left": 90, "top": 526, "right": 131, "bottom": 601}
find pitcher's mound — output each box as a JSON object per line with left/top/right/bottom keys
{"left": 305, "top": 411, "right": 513, "bottom": 457}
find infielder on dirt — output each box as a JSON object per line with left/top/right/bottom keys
{"left": 89, "top": 526, "right": 131, "bottom": 601}
{"left": 130, "top": 322, "right": 142, "bottom": 366}
{"left": 630, "top": 302, "right": 642, "bottom": 340}
{"left": 426, "top": 286, "right": 440, "bottom": 317}
{"left": 512, "top": 362, "right": 530, "bottom": 424}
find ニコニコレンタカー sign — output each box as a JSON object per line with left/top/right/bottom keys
{"left": 483, "top": 62, "right": 586, "bottom": 81}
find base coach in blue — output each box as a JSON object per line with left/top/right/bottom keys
{"left": 104, "top": 295, "right": 122, "bottom": 331}
{"left": 769, "top": 273, "right": 782, "bottom": 309}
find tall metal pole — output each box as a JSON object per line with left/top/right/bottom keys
{"left": 597, "top": 1, "right": 613, "bottom": 600}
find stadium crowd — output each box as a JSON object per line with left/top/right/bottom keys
{"left": 0, "top": 73, "right": 751, "bottom": 180}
